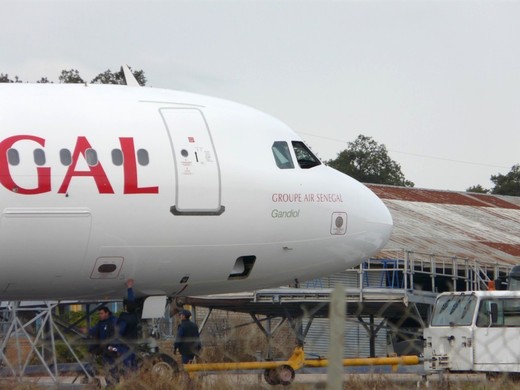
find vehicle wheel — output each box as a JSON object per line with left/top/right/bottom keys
{"left": 263, "top": 368, "right": 280, "bottom": 385}
{"left": 275, "top": 365, "right": 295, "bottom": 386}
{"left": 143, "top": 353, "right": 179, "bottom": 380}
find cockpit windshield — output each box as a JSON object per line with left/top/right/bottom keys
{"left": 431, "top": 293, "right": 477, "bottom": 326}
{"left": 291, "top": 141, "right": 321, "bottom": 169}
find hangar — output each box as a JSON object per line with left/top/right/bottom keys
{"left": 368, "top": 184, "right": 520, "bottom": 264}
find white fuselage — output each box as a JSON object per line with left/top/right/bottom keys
{"left": 0, "top": 84, "right": 392, "bottom": 300}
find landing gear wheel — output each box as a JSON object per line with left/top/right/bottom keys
{"left": 148, "top": 353, "right": 179, "bottom": 380}
{"left": 263, "top": 365, "right": 295, "bottom": 386}
{"left": 275, "top": 365, "right": 295, "bottom": 386}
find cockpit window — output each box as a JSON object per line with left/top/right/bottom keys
{"left": 291, "top": 141, "right": 321, "bottom": 169}
{"left": 272, "top": 141, "right": 294, "bottom": 169}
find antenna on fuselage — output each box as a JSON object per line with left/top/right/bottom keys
{"left": 122, "top": 64, "right": 141, "bottom": 87}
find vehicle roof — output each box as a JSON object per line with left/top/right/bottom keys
{"left": 437, "top": 290, "right": 520, "bottom": 298}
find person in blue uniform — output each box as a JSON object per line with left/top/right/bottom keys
{"left": 89, "top": 305, "right": 119, "bottom": 385}
{"left": 117, "top": 279, "right": 139, "bottom": 370}
{"left": 174, "top": 309, "right": 201, "bottom": 364}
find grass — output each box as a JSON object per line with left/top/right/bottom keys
{"left": 3, "top": 374, "right": 520, "bottom": 390}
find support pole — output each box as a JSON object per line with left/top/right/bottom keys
{"left": 326, "top": 285, "right": 345, "bottom": 390}
{"left": 369, "top": 315, "right": 375, "bottom": 358}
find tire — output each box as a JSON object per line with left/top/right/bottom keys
{"left": 263, "top": 368, "right": 280, "bottom": 386}
{"left": 275, "top": 365, "right": 295, "bottom": 386}
{"left": 141, "top": 353, "right": 179, "bottom": 380}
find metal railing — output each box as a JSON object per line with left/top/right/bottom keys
{"left": 308, "top": 249, "right": 513, "bottom": 295}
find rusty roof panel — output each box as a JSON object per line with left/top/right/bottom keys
{"left": 481, "top": 243, "right": 520, "bottom": 257}
{"left": 369, "top": 185, "right": 520, "bottom": 266}
{"left": 466, "top": 193, "right": 520, "bottom": 209}
{"left": 501, "top": 195, "right": 520, "bottom": 208}
{"left": 367, "top": 184, "right": 520, "bottom": 209}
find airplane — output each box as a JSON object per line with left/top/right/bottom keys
{"left": 0, "top": 80, "right": 393, "bottom": 302}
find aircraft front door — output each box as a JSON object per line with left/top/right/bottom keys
{"left": 160, "top": 108, "right": 224, "bottom": 215}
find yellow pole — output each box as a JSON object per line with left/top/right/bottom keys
{"left": 304, "top": 355, "right": 420, "bottom": 368}
{"left": 183, "top": 346, "right": 305, "bottom": 373}
{"left": 183, "top": 349, "right": 419, "bottom": 373}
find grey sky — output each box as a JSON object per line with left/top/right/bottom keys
{"left": 2, "top": 0, "right": 519, "bottom": 191}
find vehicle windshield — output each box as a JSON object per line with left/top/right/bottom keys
{"left": 430, "top": 294, "right": 477, "bottom": 326}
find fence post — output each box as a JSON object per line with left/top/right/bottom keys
{"left": 430, "top": 254, "right": 436, "bottom": 293}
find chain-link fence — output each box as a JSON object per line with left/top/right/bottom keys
{"left": 0, "top": 253, "right": 516, "bottom": 388}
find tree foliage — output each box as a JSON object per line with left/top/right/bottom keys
{"left": 466, "top": 165, "right": 520, "bottom": 196}
{"left": 91, "top": 69, "right": 124, "bottom": 84}
{"left": 90, "top": 67, "right": 146, "bottom": 86}
{"left": 326, "top": 134, "right": 414, "bottom": 187}
{"left": 490, "top": 164, "right": 520, "bottom": 196}
{"left": 59, "top": 69, "right": 84, "bottom": 84}
{"left": 0, "top": 74, "right": 22, "bottom": 83}
{"left": 1, "top": 66, "right": 146, "bottom": 85}
{"left": 0, "top": 73, "right": 11, "bottom": 83}
{"left": 466, "top": 184, "right": 489, "bottom": 194}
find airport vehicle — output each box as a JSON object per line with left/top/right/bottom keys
{"left": 0, "top": 80, "right": 393, "bottom": 301}
{"left": 424, "top": 291, "right": 520, "bottom": 374}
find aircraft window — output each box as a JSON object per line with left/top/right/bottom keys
{"left": 137, "top": 149, "right": 149, "bottom": 166}
{"left": 272, "top": 141, "right": 294, "bottom": 169}
{"left": 112, "top": 149, "right": 123, "bottom": 166}
{"left": 7, "top": 149, "right": 20, "bottom": 166}
{"left": 60, "top": 149, "right": 72, "bottom": 166}
{"left": 34, "top": 149, "right": 46, "bottom": 166}
{"left": 85, "top": 149, "right": 98, "bottom": 166}
{"left": 291, "top": 141, "right": 321, "bottom": 169}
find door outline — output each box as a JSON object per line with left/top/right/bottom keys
{"left": 160, "top": 108, "right": 225, "bottom": 216}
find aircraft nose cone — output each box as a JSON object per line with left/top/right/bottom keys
{"left": 364, "top": 187, "right": 393, "bottom": 250}
{"left": 339, "top": 178, "right": 393, "bottom": 260}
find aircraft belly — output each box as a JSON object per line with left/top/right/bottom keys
{"left": 120, "top": 237, "right": 354, "bottom": 296}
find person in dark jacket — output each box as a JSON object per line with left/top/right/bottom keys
{"left": 89, "top": 306, "right": 118, "bottom": 354}
{"left": 117, "top": 279, "right": 139, "bottom": 370}
{"left": 174, "top": 309, "right": 201, "bottom": 364}
{"left": 89, "top": 306, "right": 119, "bottom": 384}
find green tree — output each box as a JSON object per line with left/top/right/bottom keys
{"left": 90, "top": 68, "right": 120, "bottom": 84}
{"left": 2, "top": 66, "right": 146, "bottom": 85}
{"left": 490, "top": 164, "right": 520, "bottom": 196}
{"left": 466, "top": 184, "right": 489, "bottom": 194}
{"left": 59, "top": 69, "right": 84, "bottom": 84}
{"left": 0, "top": 73, "right": 11, "bottom": 83}
{"left": 326, "top": 134, "right": 414, "bottom": 187}
{"left": 91, "top": 66, "right": 146, "bottom": 86}
{"left": 0, "top": 74, "right": 22, "bottom": 83}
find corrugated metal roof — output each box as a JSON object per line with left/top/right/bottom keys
{"left": 366, "top": 185, "right": 520, "bottom": 266}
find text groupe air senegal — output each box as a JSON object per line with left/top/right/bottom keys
{"left": 271, "top": 193, "right": 343, "bottom": 203}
